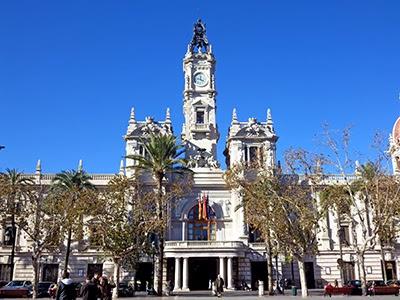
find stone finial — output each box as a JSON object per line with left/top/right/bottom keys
{"left": 231, "top": 108, "right": 238, "bottom": 124}
{"left": 119, "top": 159, "right": 125, "bottom": 176}
{"left": 165, "top": 107, "right": 171, "bottom": 123}
{"left": 129, "top": 107, "right": 136, "bottom": 124}
{"left": 35, "top": 159, "right": 41, "bottom": 175}
{"left": 266, "top": 108, "right": 274, "bottom": 133}
{"left": 78, "top": 159, "right": 83, "bottom": 172}
{"left": 267, "top": 108, "right": 273, "bottom": 125}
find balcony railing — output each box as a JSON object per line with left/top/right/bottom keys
{"left": 192, "top": 123, "right": 211, "bottom": 132}
{"left": 165, "top": 240, "right": 244, "bottom": 248}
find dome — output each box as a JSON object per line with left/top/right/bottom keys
{"left": 393, "top": 117, "right": 400, "bottom": 145}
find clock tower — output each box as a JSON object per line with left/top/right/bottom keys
{"left": 182, "top": 19, "right": 220, "bottom": 168}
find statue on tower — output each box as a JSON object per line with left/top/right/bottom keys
{"left": 190, "top": 19, "right": 209, "bottom": 53}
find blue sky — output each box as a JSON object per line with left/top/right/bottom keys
{"left": 1, "top": 1, "right": 399, "bottom": 173}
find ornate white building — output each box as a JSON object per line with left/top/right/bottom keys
{"left": 1, "top": 20, "right": 398, "bottom": 291}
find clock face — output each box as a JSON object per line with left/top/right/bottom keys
{"left": 193, "top": 72, "right": 208, "bottom": 86}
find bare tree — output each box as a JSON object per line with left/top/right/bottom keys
{"left": 321, "top": 127, "right": 400, "bottom": 295}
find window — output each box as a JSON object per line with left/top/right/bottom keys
{"left": 88, "top": 224, "right": 102, "bottom": 247}
{"left": 249, "top": 227, "right": 264, "bottom": 243}
{"left": 243, "top": 145, "right": 263, "bottom": 165}
{"left": 249, "top": 147, "right": 258, "bottom": 162}
{"left": 187, "top": 205, "right": 216, "bottom": 241}
{"left": 339, "top": 225, "right": 350, "bottom": 246}
{"left": 196, "top": 111, "right": 205, "bottom": 124}
{"left": 0, "top": 264, "right": 11, "bottom": 281}
{"left": 3, "top": 226, "right": 15, "bottom": 246}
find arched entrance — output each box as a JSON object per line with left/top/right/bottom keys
{"left": 187, "top": 204, "right": 216, "bottom": 240}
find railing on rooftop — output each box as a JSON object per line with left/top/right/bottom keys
{"left": 22, "top": 173, "right": 359, "bottom": 183}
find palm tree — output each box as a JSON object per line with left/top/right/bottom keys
{"left": 0, "top": 169, "right": 33, "bottom": 280}
{"left": 51, "top": 169, "right": 95, "bottom": 273}
{"left": 127, "top": 133, "right": 190, "bottom": 295}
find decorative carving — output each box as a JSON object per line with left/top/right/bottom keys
{"left": 188, "top": 148, "right": 220, "bottom": 168}
{"left": 190, "top": 19, "right": 209, "bottom": 53}
{"left": 245, "top": 118, "right": 262, "bottom": 136}
{"left": 141, "top": 116, "right": 171, "bottom": 136}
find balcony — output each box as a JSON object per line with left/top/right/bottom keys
{"left": 165, "top": 240, "right": 244, "bottom": 249}
{"left": 192, "top": 123, "right": 211, "bottom": 133}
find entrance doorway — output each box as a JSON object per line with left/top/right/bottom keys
{"left": 383, "top": 261, "right": 397, "bottom": 281}
{"left": 342, "top": 261, "right": 355, "bottom": 283}
{"left": 135, "top": 262, "right": 153, "bottom": 291}
{"left": 251, "top": 261, "right": 268, "bottom": 291}
{"left": 42, "top": 264, "right": 59, "bottom": 282}
{"left": 188, "top": 258, "right": 217, "bottom": 290}
{"left": 305, "top": 262, "right": 315, "bottom": 289}
{"left": 87, "top": 264, "right": 103, "bottom": 278}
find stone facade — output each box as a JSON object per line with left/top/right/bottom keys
{"left": 1, "top": 20, "right": 399, "bottom": 291}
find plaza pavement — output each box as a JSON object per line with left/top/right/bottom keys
{"left": 3, "top": 290, "right": 400, "bottom": 299}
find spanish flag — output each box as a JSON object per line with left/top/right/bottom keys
{"left": 198, "top": 194, "right": 203, "bottom": 220}
{"left": 202, "top": 193, "right": 208, "bottom": 220}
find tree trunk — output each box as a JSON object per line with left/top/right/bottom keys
{"left": 266, "top": 242, "right": 273, "bottom": 295}
{"left": 158, "top": 239, "right": 164, "bottom": 296}
{"left": 112, "top": 260, "right": 120, "bottom": 300}
{"left": 9, "top": 213, "right": 16, "bottom": 281}
{"left": 64, "top": 227, "right": 72, "bottom": 273}
{"left": 298, "top": 258, "right": 308, "bottom": 298}
{"left": 155, "top": 175, "right": 164, "bottom": 296}
{"left": 358, "top": 252, "right": 368, "bottom": 296}
{"left": 336, "top": 213, "right": 344, "bottom": 285}
{"left": 32, "top": 254, "right": 40, "bottom": 300}
{"left": 380, "top": 241, "right": 387, "bottom": 283}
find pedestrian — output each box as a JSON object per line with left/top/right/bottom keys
{"left": 80, "top": 275, "right": 98, "bottom": 300}
{"left": 56, "top": 271, "right": 76, "bottom": 300}
{"left": 215, "top": 274, "right": 224, "bottom": 297}
{"left": 99, "top": 276, "right": 116, "bottom": 300}
{"left": 334, "top": 279, "right": 338, "bottom": 288}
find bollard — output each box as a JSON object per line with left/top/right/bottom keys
{"left": 291, "top": 285, "right": 297, "bottom": 296}
{"left": 258, "top": 280, "right": 264, "bottom": 296}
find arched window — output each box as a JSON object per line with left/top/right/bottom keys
{"left": 187, "top": 205, "right": 217, "bottom": 241}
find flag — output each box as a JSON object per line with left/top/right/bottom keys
{"left": 198, "top": 194, "right": 202, "bottom": 220}
{"left": 202, "top": 193, "right": 208, "bottom": 220}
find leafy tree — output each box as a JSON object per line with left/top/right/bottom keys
{"left": 225, "top": 164, "right": 277, "bottom": 294}
{"left": 0, "top": 169, "right": 33, "bottom": 281}
{"left": 16, "top": 179, "right": 64, "bottom": 299}
{"left": 51, "top": 169, "right": 96, "bottom": 273}
{"left": 91, "top": 176, "right": 158, "bottom": 299}
{"left": 126, "top": 133, "right": 191, "bottom": 295}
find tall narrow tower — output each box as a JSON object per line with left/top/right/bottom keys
{"left": 181, "top": 20, "right": 220, "bottom": 168}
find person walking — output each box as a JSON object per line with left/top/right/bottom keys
{"left": 215, "top": 274, "right": 224, "bottom": 298}
{"left": 56, "top": 271, "right": 76, "bottom": 300}
{"left": 80, "top": 275, "right": 98, "bottom": 300}
{"left": 99, "top": 276, "right": 116, "bottom": 300}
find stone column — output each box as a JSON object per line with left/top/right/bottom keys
{"left": 174, "top": 257, "right": 181, "bottom": 291}
{"left": 227, "top": 257, "right": 233, "bottom": 289}
{"left": 182, "top": 217, "right": 187, "bottom": 241}
{"left": 182, "top": 257, "right": 189, "bottom": 291}
{"left": 219, "top": 257, "right": 225, "bottom": 285}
